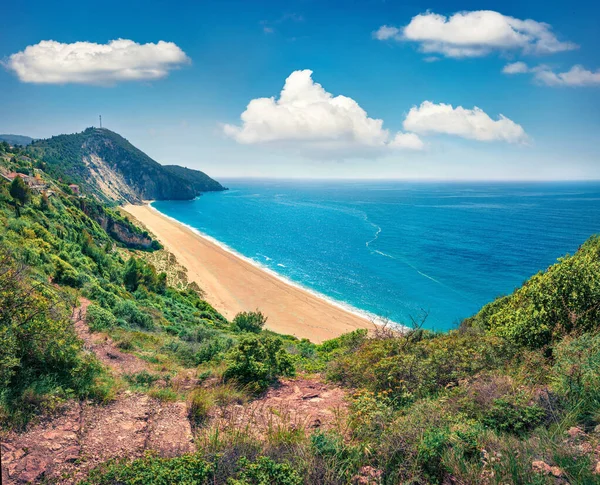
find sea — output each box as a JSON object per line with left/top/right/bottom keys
{"left": 152, "top": 180, "right": 600, "bottom": 332}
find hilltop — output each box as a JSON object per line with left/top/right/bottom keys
{"left": 26, "top": 128, "right": 225, "bottom": 203}
{"left": 0, "top": 134, "right": 33, "bottom": 146}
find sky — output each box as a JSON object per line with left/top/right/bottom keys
{"left": 0, "top": 0, "right": 599, "bottom": 180}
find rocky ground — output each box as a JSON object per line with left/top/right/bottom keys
{"left": 1, "top": 299, "right": 348, "bottom": 484}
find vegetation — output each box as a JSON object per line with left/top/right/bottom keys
{"left": 1, "top": 141, "right": 600, "bottom": 483}
{"left": 163, "top": 164, "right": 226, "bottom": 192}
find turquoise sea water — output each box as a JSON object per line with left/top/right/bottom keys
{"left": 152, "top": 180, "right": 600, "bottom": 331}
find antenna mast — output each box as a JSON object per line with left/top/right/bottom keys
{"left": 99, "top": 115, "right": 102, "bottom": 128}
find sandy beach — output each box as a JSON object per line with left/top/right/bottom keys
{"left": 122, "top": 204, "right": 372, "bottom": 343}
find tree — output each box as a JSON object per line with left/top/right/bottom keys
{"left": 223, "top": 336, "right": 295, "bottom": 393}
{"left": 232, "top": 310, "right": 267, "bottom": 333}
{"left": 9, "top": 176, "right": 30, "bottom": 216}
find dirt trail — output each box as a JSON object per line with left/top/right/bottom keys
{"left": 73, "top": 298, "right": 149, "bottom": 375}
{"left": 1, "top": 300, "right": 195, "bottom": 484}
{"left": 211, "top": 377, "right": 348, "bottom": 437}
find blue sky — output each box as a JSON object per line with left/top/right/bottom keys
{"left": 1, "top": 0, "right": 599, "bottom": 180}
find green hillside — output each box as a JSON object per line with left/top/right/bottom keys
{"left": 163, "top": 164, "right": 226, "bottom": 192}
{"left": 1, "top": 141, "right": 600, "bottom": 483}
{"left": 27, "top": 128, "right": 224, "bottom": 203}
{"left": 0, "top": 134, "right": 33, "bottom": 146}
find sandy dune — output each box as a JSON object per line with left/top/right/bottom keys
{"left": 122, "top": 204, "right": 372, "bottom": 343}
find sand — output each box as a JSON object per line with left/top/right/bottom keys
{"left": 122, "top": 204, "right": 373, "bottom": 343}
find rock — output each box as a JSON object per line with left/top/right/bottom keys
{"left": 13, "top": 448, "right": 26, "bottom": 460}
{"left": 63, "top": 446, "right": 80, "bottom": 463}
{"left": 532, "top": 460, "right": 564, "bottom": 477}
{"left": 567, "top": 426, "right": 585, "bottom": 438}
{"left": 18, "top": 455, "right": 50, "bottom": 483}
{"left": 2, "top": 443, "right": 16, "bottom": 452}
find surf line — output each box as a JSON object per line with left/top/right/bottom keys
{"left": 364, "top": 215, "right": 473, "bottom": 302}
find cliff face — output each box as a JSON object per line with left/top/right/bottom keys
{"left": 28, "top": 128, "right": 224, "bottom": 204}
{"left": 95, "top": 213, "right": 155, "bottom": 249}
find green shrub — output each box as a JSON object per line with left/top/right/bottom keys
{"left": 86, "top": 304, "right": 117, "bottom": 332}
{"left": 482, "top": 397, "right": 545, "bottom": 435}
{"left": 230, "top": 456, "right": 302, "bottom": 485}
{"left": 553, "top": 333, "right": 600, "bottom": 422}
{"left": 232, "top": 310, "right": 267, "bottom": 333}
{"left": 113, "top": 299, "right": 154, "bottom": 330}
{"left": 224, "top": 336, "right": 295, "bottom": 394}
{"left": 82, "top": 453, "right": 215, "bottom": 484}
{"left": 467, "top": 236, "right": 600, "bottom": 348}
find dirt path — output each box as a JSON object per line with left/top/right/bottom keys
{"left": 210, "top": 377, "right": 348, "bottom": 438}
{"left": 1, "top": 300, "right": 195, "bottom": 484}
{"left": 73, "top": 298, "right": 149, "bottom": 375}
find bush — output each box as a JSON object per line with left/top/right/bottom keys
{"left": 553, "top": 333, "right": 600, "bottom": 422}
{"left": 232, "top": 310, "right": 267, "bottom": 333}
{"left": 223, "top": 336, "right": 295, "bottom": 394}
{"left": 467, "top": 236, "right": 600, "bottom": 348}
{"left": 113, "top": 299, "right": 154, "bottom": 330}
{"left": 86, "top": 304, "right": 117, "bottom": 332}
{"left": 230, "top": 456, "right": 302, "bottom": 485}
{"left": 482, "top": 397, "right": 545, "bottom": 435}
{"left": 82, "top": 453, "right": 215, "bottom": 484}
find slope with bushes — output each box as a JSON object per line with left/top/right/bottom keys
{"left": 2, "top": 140, "right": 600, "bottom": 484}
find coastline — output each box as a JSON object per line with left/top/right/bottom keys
{"left": 122, "top": 203, "right": 373, "bottom": 343}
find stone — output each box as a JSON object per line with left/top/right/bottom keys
{"left": 567, "top": 426, "right": 585, "bottom": 438}
{"left": 18, "top": 455, "right": 49, "bottom": 483}
{"left": 532, "top": 460, "right": 564, "bottom": 478}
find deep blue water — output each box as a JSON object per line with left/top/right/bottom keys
{"left": 152, "top": 180, "right": 600, "bottom": 331}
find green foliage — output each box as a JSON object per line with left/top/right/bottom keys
{"left": 482, "top": 397, "right": 546, "bottom": 435}
{"left": 82, "top": 452, "right": 215, "bottom": 484}
{"left": 328, "top": 329, "right": 511, "bottom": 406}
{"left": 553, "top": 333, "right": 600, "bottom": 422}
{"left": 9, "top": 176, "right": 30, "bottom": 209}
{"left": 232, "top": 310, "right": 267, "bottom": 333}
{"left": 467, "top": 236, "right": 600, "bottom": 348}
{"left": 86, "top": 304, "right": 118, "bottom": 331}
{"left": 113, "top": 299, "right": 154, "bottom": 330}
{"left": 188, "top": 388, "right": 215, "bottom": 426}
{"left": 224, "top": 336, "right": 295, "bottom": 393}
{"left": 0, "top": 249, "right": 106, "bottom": 426}
{"left": 124, "top": 256, "right": 166, "bottom": 293}
{"left": 163, "top": 164, "right": 226, "bottom": 193}
{"left": 230, "top": 457, "right": 302, "bottom": 485}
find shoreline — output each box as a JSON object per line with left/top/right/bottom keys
{"left": 122, "top": 203, "right": 373, "bottom": 343}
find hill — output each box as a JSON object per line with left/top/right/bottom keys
{"left": 0, "top": 134, "right": 33, "bottom": 146}
{"left": 27, "top": 128, "right": 224, "bottom": 203}
{"left": 1, "top": 141, "right": 600, "bottom": 484}
{"left": 163, "top": 164, "right": 226, "bottom": 192}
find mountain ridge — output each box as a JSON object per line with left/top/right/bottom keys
{"left": 27, "top": 127, "right": 224, "bottom": 203}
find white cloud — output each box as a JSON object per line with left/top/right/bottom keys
{"left": 376, "top": 10, "right": 577, "bottom": 58}
{"left": 502, "top": 62, "right": 600, "bottom": 87}
{"left": 223, "top": 69, "right": 423, "bottom": 158}
{"left": 4, "top": 39, "right": 190, "bottom": 85}
{"left": 502, "top": 61, "right": 530, "bottom": 74}
{"left": 403, "top": 101, "right": 528, "bottom": 144}
{"left": 534, "top": 65, "right": 600, "bottom": 87}
{"left": 373, "top": 25, "right": 400, "bottom": 41}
